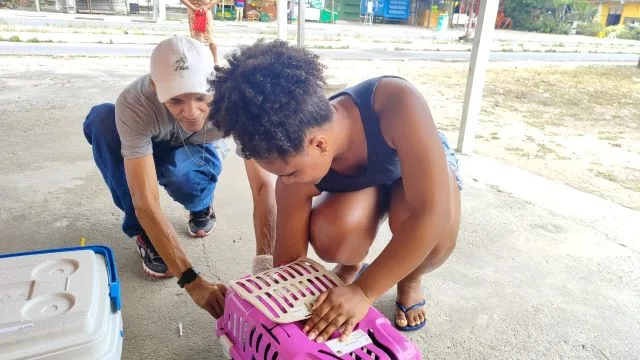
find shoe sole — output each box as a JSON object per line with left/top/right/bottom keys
{"left": 142, "top": 262, "right": 174, "bottom": 278}
{"left": 188, "top": 221, "right": 217, "bottom": 238}
{"left": 136, "top": 244, "right": 173, "bottom": 279}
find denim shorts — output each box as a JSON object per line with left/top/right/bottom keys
{"left": 438, "top": 131, "right": 463, "bottom": 190}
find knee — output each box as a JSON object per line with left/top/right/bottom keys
{"left": 161, "top": 163, "right": 196, "bottom": 191}
{"left": 83, "top": 103, "right": 116, "bottom": 144}
{"left": 309, "top": 213, "right": 343, "bottom": 262}
{"left": 162, "top": 149, "right": 217, "bottom": 192}
{"left": 309, "top": 210, "right": 369, "bottom": 264}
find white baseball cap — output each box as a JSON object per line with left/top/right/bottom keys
{"left": 150, "top": 35, "right": 215, "bottom": 103}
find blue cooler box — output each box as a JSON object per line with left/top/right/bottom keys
{"left": 0, "top": 246, "right": 123, "bottom": 359}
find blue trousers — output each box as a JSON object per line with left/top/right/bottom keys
{"left": 83, "top": 103, "right": 222, "bottom": 237}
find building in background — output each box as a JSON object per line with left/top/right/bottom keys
{"left": 599, "top": 0, "right": 640, "bottom": 27}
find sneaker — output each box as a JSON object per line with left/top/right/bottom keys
{"left": 135, "top": 232, "right": 173, "bottom": 278}
{"left": 189, "top": 206, "right": 216, "bottom": 237}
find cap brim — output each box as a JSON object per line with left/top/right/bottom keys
{"left": 156, "top": 80, "right": 210, "bottom": 103}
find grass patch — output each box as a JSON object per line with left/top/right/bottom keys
{"left": 595, "top": 170, "right": 618, "bottom": 182}
{"left": 311, "top": 44, "right": 349, "bottom": 50}
{"left": 598, "top": 133, "right": 620, "bottom": 141}
{"left": 505, "top": 146, "right": 529, "bottom": 158}
{"left": 8, "top": 35, "right": 21, "bottom": 42}
{"left": 415, "top": 65, "right": 639, "bottom": 209}
{"left": 390, "top": 38, "right": 412, "bottom": 44}
{"left": 26, "top": 37, "right": 40, "bottom": 43}
{"left": 166, "top": 14, "right": 185, "bottom": 22}
{"left": 505, "top": 146, "right": 525, "bottom": 152}
{"left": 374, "top": 38, "right": 412, "bottom": 44}
{"left": 536, "top": 143, "right": 556, "bottom": 158}
{"left": 483, "top": 66, "right": 640, "bottom": 131}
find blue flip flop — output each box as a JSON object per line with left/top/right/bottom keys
{"left": 394, "top": 300, "right": 427, "bottom": 332}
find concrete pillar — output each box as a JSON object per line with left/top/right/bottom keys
{"left": 297, "top": 0, "right": 305, "bottom": 47}
{"left": 154, "top": 0, "right": 166, "bottom": 22}
{"left": 278, "top": 0, "right": 287, "bottom": 40}
{"left": 456, "top": 0, "right": 499, "bottom": 154}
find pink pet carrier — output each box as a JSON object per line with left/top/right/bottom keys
{"left": 216, "top": 258, "right": 422, "bottom": 359}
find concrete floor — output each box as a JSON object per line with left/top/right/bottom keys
{"left": 0, "top": 56, "right": 638, "bottom": 359}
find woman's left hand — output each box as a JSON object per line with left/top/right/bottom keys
{"left": 303, "top": 284, "right": 373, "bottom": 343}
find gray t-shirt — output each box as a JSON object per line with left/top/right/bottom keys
{"left": 115, "top": 74, "right": 225, "bottom": 159}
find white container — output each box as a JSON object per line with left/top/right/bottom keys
{"left": 0, "top": 246, "right": 123, "bottom": 360}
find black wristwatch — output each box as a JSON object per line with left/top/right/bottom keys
{"left": 177, "top": 267, "right": 201, "bottom": 288}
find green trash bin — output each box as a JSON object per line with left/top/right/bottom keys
{"left": 320, "top": 9, "right": 340, "bottom": 23}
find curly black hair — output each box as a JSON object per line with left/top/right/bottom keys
{"left": 208, "top": 39, "right": 332, "bottom": 160}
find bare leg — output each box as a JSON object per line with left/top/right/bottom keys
{"left": 388, "top": 170, "right": 461, "bottom": 329}
{"left": 309, "top": 186, "right": 386, "bottom": 284}
{"left": 244, "top": 159, "right": 276, "bottom": 256}
{"left": 208, "top": 43, "right": 218, "bottom": 65}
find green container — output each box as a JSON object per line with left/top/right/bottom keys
{"left": 320, "top": 9, "right": 340, "bottom": 23}
{"left": 259, "top": 12, "right": 272, "bottom": 22}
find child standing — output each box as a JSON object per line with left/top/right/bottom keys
{"left": 235, "top": 0, "right": 244, "bottom": 21}
{"left": 181, "top": 0, "right": 219, "bottom": 65}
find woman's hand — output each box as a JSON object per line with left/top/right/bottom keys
{"left": 303, "top": 284, "right": 373, "bottom": 343}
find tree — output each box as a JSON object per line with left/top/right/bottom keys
{"left": 503, "top": 0, "right": 553, "bottom": 31}
{"left": 571, "top": 0, "right": 597, "bottom": 23}
{"left": 552, "top": 0, "right": 571, "bottom": 21}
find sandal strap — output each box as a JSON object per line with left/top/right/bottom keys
{"left": 395, "top": 299, "right": 426, "bottom": 315}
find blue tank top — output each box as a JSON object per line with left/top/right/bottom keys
{"left": 316, "top": 76, "right": 402, "bottom": 193}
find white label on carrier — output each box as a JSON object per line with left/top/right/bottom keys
{"left": 325, "top": 329, "right": 372, "bottom": 356}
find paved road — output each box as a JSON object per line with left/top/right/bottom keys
{"left": 1, "top": 42, "right": 638, "bottom": 62}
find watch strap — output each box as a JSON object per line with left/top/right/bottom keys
{"left": 177, "top": 267, "right": 200, "bottom": 288}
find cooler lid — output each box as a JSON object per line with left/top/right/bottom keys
{"left": 0, "top": 246, "right": 121, "bottom": 358}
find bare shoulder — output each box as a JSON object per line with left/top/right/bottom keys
{"left": 372, "top": 77, "right": 421, "bottom": 112}
{"left": 372, "top": 77, "right": 434, "bottom": 149}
